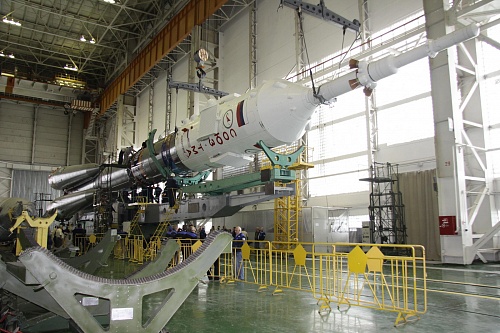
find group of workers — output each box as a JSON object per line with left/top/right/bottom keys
{"left": 49, "top": 222, "right": 87, "bottom": 251}
{"left": 47, "top": 218, "right": 266, "bottom": 282}
{"left": 123, "top": 178, "right": 179, "bottom": 208}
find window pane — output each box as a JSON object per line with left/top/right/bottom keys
{"left": 375, "top": 58, "right": 431, "bottom": 105}
{"left": 377, "top": 97, "right": 434, "bottom": 145}
{"left": 310, "top": 89, "right": 366, "bottom": 128}
{"left": 308, "top": 116, "right": 367, "bottom": 161}
{"left": 309, "top": 155, "right": 369, "bottom": 178}
{"left": 309, "top": 170, "right": 369, "bottom": 196}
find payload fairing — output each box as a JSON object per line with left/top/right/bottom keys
{"left": 47, "top": 24, "right": 480, "bottom": 219}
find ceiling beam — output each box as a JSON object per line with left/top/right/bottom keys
{"left": 98, "top": 0, "right": 228, "bottom": 115}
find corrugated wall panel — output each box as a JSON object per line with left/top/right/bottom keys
{"left": 11, "top": 170, "right": 61, "bottom": 213}
{"left": 33, "top": 109, "right": 70, "bottom": 166}
{"left": 0, "top": 148, "right": 32, "bottom": 161}
{"left": 69, "top": 113, "right": 84, "bottom": 165}
{"left": 0, "top": 103, "right": 34, "bottom": 163}
{"left": 0, "top": 101, "right": 84, "bottom": 167}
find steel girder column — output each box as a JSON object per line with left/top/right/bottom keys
{"left": 116, "top": 96, "right": 124, "bottom": 153}
{"left": 188, "top": 26, "right": 201, "bottom": 117}
{"left": 425, "top": 0, "right": 469, "bottom": 264}
{"left": 359, "top": 0, "right": 377, "bottom": 168}
{"left": 294, "top": 3, "right": 311, "bottom": 203}
{"left": 450, "top": 3, "right": 500, "bottom": 261}
{"left": 82, "top": 110, "right": 100, "bottom": 164}
{"left": 31, "top": 105, "right": 39, "bottom": 165}
{"left": 250, "top": 0, "right": 257, "bottom": 90}
{"left": 149, "top": 83, "right": 154, "bottom": 133}
{"left": 116, "top": 95, "right": 137, "bottom": 153}
{"left": 0, "top": 164, "right": 13, "bottom": 198}
{"left": 165, "top": 66, "right": 173, "bottom": 133}
{"left": 66, "top": 112, "right": 73, "bottom": 166}
{"left": 425, "top": 0, "right": 488, "bottom": 264}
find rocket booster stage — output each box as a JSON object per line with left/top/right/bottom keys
{"left": 47, "top": 24, "right": 480, "bottom": 218}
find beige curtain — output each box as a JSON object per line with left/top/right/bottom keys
{"left": 399, "top": 169, "right": 441, "bottom": 261}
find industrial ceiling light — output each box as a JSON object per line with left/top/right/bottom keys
{"left": 80, "top": 35, "right": 86, "bottom": 42}
{"left": 103, "top": 0, "right": 116, "bottom": 3}
{"left": 64, "top": 64, "right": 78, "bottom": 71}
{"left": 194, "top": 48, "right": 209, "bottom": 79}
{"left": 2, "top": 16, "right": 21, "bottom": 26}
{"left": 194, "top": 48, "right": 209, "bottom": 64}
{"left": 0, "top": 51, "right": 14, "bottom": 58}
{"left": 90, "top": 37, "right": 96, "bottom": 44}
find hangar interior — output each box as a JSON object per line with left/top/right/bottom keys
{"left": 1, "top": 0, "right": 500, "bottom": 332}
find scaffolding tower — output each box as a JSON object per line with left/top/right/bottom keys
{"left": 361, "top": 162, "right": 407, "bottom": 252}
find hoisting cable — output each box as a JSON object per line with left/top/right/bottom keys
{"left": 174, "top": 87, "right": 179, "bottom": 134}
{"left": 336, "top": 28, "right": 362, "bottom": 79}
{"left": 296, "top": 6, "right": 324, "bottom": 103}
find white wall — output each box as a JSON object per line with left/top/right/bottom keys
{"left": 152, "top": 71, "right": 169, "bottom": 139}
{"left": 253, "top": 1, "right": 296, "bottom": 82}
{"left": 167, "top": 56, "right": 190, "bottom": 130}
{"left": 0, "top": 100, "right": 83, "bottom": 166}
{"left": 136, "top": 89, "right": 151, "bottom": 148}
{"left": 219, "top": 6, "right": 250, "bottom": 93}
{"left": 369, "top": 0, "right": 422, "bottom": 32}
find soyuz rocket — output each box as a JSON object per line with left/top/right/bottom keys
{"left": 46, "top": 24, "right": 480, "bottom": 219}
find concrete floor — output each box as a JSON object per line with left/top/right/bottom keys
{"left": 6, "top": 255, "right": 500, "bottom": 333}
{"left": 164, "top": 263, "right": 500, "bottom": 333}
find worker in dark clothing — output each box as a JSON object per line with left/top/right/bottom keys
{"left": 175, "top": 225, "right": 198, "bottom": 261}
{"left": 154, "top": 184, "right": 162, "bottom": 203}
{"left": 257, "top": 227, "right": 266, "bottom": 249}
{"left": 199, "top": 226, "right": 207, "bottom": 239}
{"left": 72, "top": 223, "right": 86, "bottom": 250}
{"left": 233, "top": 226, "right": 246, "bottom": 280}
{"left": 147, "top": 185, "right": 154, "bottom": 203}
{"left": 164, "top": 178, "right": 179, "bottom": 208}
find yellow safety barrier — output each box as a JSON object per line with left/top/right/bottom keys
{"left": 72, "top": 233, "right": 105, "bottom": 256}
{"left": 128, "top": 235, "right": 145, "bottom": 264}
{"left": 97, "top": 234, "right": 427, "bottom": 327}
{"left": 113, "top": 235, "right": 129, "bottom": 259}
{"left": 145, "top": 236, "right": 162, "bottom": 260}
{"left": 73, "top": 235, "right": 87, "bottom": 256}
{"left": 213, "top": 240, "right": 426, "bottom": 326}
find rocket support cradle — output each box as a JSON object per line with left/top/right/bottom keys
{"left": 4, "top": 231, "right": 232, "bottom": 333}
{"left": 47, "top": 24, "right": 480, "bottom": 219}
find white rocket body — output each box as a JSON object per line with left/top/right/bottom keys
{"left": 47, "top": 24, "right": 480, "bottom": 218}
{"left": 176, "top": 80, "right": 315, "bottom": 172}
